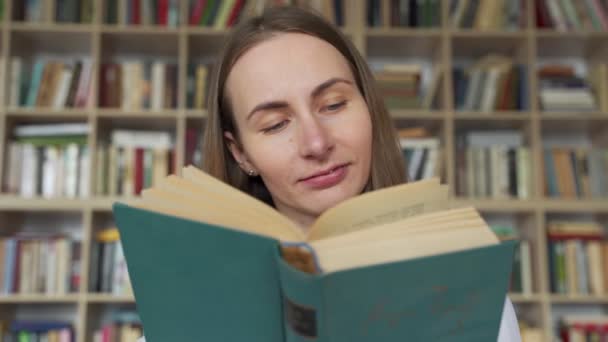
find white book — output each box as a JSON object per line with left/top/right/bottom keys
{"left": 14, "top": 123, "right": 90, "bottom": 137}
{"left": 575, "top": 240, "right": 589, "bottom": 294}
{"left": 79, "top": 146, "right": 90, "bottom": 198}
{"left": 121, "top": 63, "right": 132, "bottom": 110}
{"left": 9, "top": 58, "right": 23, "bottom": 107}
{"left": 399, "top": 137, "right": 439, "bottom": 149}
{"left": 65, "top": 143, "right": 80, "bottom": 198}
{"left": 466, "top": 130, "right": 523, "bottom": 148}
{"left": 20, "top": 144, "right": 38, "bottom": 198}
{"left": 480, "top": 68, "right": 501, "bottom": 112}
{"left": 42, "top": 146, "right": 59, "bottom": 198}
{"left": 408, "top": 148, "right": 425, "bottom": 181}
{"left": 53, "top": 66, "right": 74, "bottom": 109}
{"left": 464, "top": 69, "right": 483, "bottom": 111}
{"left": 520, "top": 240, "right": 533, "bottom": 295}
{"left": 153, "top": 148, "right": 168, "bottom": 187}
{"left": 75, "top": 59, "right": 93, "bottom": 108}
{"left": 111, "top": 130, "right": 173, "bottom": 149}
{"left": 56, "top": 147, "right": 66, "bottom": 197}
{"left": 546, "top": 0, "right": 568, "bottom": 31}
{"left": 6, "top": 142, "right": 22, "bottom": 194}
{"left": 587, "top": 241, "right": 605, "bottom": 295}
{"left": 422, "top": 147, "right": 438, "bottom": 180}
{"left": 516, "top": 147, "right": 530, "bottom": 199}
{"left": 46, "top": 239, "right": 57, "bottom": 294}
{"left": 151, "top": 62, "right": 165, "bottom": 111}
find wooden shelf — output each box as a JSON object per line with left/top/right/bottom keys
{"left": 86, "top": 293, "right": 135, "bottom": 303}
{"left": 550, "top": 295, "right": 608, "bottom": 304}
{"left": 450, "top": 30, "right": 528, "bottom": 38}
{"left": 11, "top": 22, "right": 95, "bottom": 33}
{"left": 366, "top": 27, "right": 442, "bottom": 37}
{"left": 508, "top": 293, "right": 544, "bottom": 303}
{"left": 101, "top": 25, "right": 180, "bottom": 35}
{"left": 0, "top": 294, "right": 80, "bottom": 304}
{"left": 454, "top": 111, "right": 531, "bottom": 120}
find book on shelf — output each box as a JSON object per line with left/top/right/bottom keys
{"left": 450, "top": 0, "right": 526, "bottom": 30}
{"left": 367, "top": 0, "right": 440, "bottom": 28}
{"left": 55, "top": 0, "right": 94, "bottom": 23}
{"left": 1, "top": 321, "right": 73, "bottom": 342}
{"left": 455, "top": 130, "right": 532, "bottom": 199}
{"left": 453, "top": 55, "right": 528, "bottom": 112}
{"left": 397, "top": 127, "right": 442, "bottom": 182}
{"left": 547, "top": 221, "right": 607, "bottom": 296}
{"left": 113, "top": 166, "right": 516, "bottom": 341}
{"left": 3, "top": 123, "right": 90, "bottom": 198}
{"left": 9, "top": 58, "right": 93, "bottom": 110}
{"left": 105, "top": 0, "right": 181, "bottom": 26}
{"left": 559, "top": 315, "right": 608, "bottom": 342}
{"left": 89, "top": 227, "right": 133, "bottom": 296}
{"left": 186, "top": 63, "right": 213, "bottom": 110}
{"left": 0, "top": 233, "right": 81, "bottom": 295}
{"left": 99, "top": 61, "right": 178, "bottom": 111}
{"left": 535, "top": 0, "right": 608, "bottom": 31}
{"left": 538, "top": 64, "right": 598, "bottom": 112}
{"left": 518, "top": 321, "right": 544, "bottom": 342}
{"left": 13, "top": 0, "right": 50, "bottom": 23}
{"left": 491, "top": 225, "right": 533, "bottom": 295}
{"left": 95, "top": 129, "right": 175, "bottom": 197}
{"left": 543, "top": 147, "right": 608, "bottom": 199}
{"left": 92, "top": 311, "right": 142, "bottom": 342}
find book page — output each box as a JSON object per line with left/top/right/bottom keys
{"left": 307, "top": 178, "right": 448, "bottom": 241}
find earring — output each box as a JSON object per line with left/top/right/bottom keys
{"left": 248, "top": 169, "right": 257, "bottom": 176}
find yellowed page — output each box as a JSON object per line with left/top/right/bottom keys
{"left": 316, "top": 225, "right": 499, "bottom": 273}
{"left": 308, "top": 178, "right": 447, "bottom": 241}
{"left": 156, "top": 175, "right": 298, "bottom": 233}
{"left": 311, "top": 207, "right": 485, "bottom": 251}
{"left": 129, "top": 195, "right": 300, "bottom": 241}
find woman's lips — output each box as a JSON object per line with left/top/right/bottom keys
{"left": 299, "top": 164, "right": 349, "bottom": 190}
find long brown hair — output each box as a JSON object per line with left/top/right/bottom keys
{"left": 202, "top": 5, "right": 407, "bottom": 206}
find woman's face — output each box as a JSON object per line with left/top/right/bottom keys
{"left": 224, "top": 33, "right": 372, "bottom": 228}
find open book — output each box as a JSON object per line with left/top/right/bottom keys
{"left": 113, "top": 166, "right": 516, "bottom": 342}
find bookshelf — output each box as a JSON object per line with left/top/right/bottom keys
{"left": 0, "top": 0, "right": 607, "bottom": 341}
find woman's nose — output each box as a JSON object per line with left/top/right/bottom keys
{"left": 297, "top": 115, "right": 334, "bottom": 160}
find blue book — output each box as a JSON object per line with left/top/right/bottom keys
{"left": 113, "top": 168, "right": 516, "bottom": 342}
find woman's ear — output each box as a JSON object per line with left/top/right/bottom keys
{"left": 224, "top": 131, "right": 258, "bottom": 176}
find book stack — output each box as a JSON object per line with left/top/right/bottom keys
{"left": 105, "top": 0, "right": 181, "bottom": 26}
{"left": 455, "top": 130, "right": 532, "bottom": 199}
{"left": 559, "top": 316, "right": 608, "bottom": 341}
{"left": 55, "top": 0, "right": 94, "bottom": 23}
{"left": 9, "top": 58, "right": 93, "bottom": 109}
{"left": 0, "top": 233, "right": 81, "bottom": 295}
{"left": 538, "top": 64, "right": 597, "bottom": 112}
{"left": 99, "top": 62, "right": 178, "bottom": 111}
{"left": 491, "top": 225, "right": 533, "bottom": 295}
{"left": 535, "top": 0, "right": 608, "bottom": 31}
{"left": 367, "top": 0, "right": 440, "bottom": 27}
{"left": 95, "top": 130, "right": 175, "bottom": 197}
{"left": 547, "top": 221, "right": 607, "bottom": 296}
{"left": 92, "top": 311, "right": 142, "bottom": 342}
{"left": 450, "top": 0, "right": 525, "bottom": 30}
{"left": 543, "top": 148, "right": 608, "bottom": 199}
{"left": 89, "top": 228, "right": 133, "bottom": 296}
{"left": 453, "top": 55, "right": 528, "bottom": 112}
{"left": 3, "top": 123, "right": 90, "bottom": 199}
{"left": 372, "top": 63, "right": 422, "bottom": 110}
{"left": 2, "top": 322, "right": 73, "bottom": 342}
{"left": 398, "top": 127, "right": 441, "bottom": 182}
{"left": 186, "top": 63, "right": 212, "bottom": 110}
{"left": 589, "top": 63, "right": 608, "bottom": 113}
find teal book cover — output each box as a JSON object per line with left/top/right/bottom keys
{"left": 113, "top": 202, "right": 516, "bottom": 342}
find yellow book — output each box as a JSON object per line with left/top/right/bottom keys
{"left": 97, "top": 227, "right": 120, "bottom": 242}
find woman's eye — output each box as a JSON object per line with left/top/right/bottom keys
{"left": 323, "top": 100, "right": 346, "bottom": 112}
{"left": 262, "top": 120, "right": 289, "bottom": 134}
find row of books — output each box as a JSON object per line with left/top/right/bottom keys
{"left": 543, "top": 148, "right": 608, "bottom": 199}
{"left": 95, "top": 130, "right": 175, "bottom": 197}
{"left": 9, "top": 58, "right": 93, "bottom": 109}
{"left": 538, "top": 64, "right": 599, "bottom": 112}
{"left": 455, "top": 131, "right": 532, "bottom": 199}
{"left": 0, "top": 322, "right": 73, "bottom": 342}
{"left": 559, "top": 315, "right": 608, "bottom": 341}
{"left": 536, "top": 0, "right": 608, "bottom": 31}
{"left": 14, "top": 0, "right": 92, "bottom": 23}
{"left": 3, "top": 126, "right": 90, "bottom": 198}
{"left": 89, "top": 228, "right": 133, "bottom": 295}
{"left": 105, "top": 0, "right": 181, "bottom": 26}
{"left": 453, "top": 56, "right": 529, "bottom": 112}
{"left": 99, "top": 62, "right": 178, "bottom": 111}
{"left": 398, "top": 128, "right": 442, "bottom": 181}
{"left": 450, "top": 0, "right": 525, "bottom": 30}
{"left": 186, "top": 64, "right": 212, "bottom": 110}
{"left": 493, "top": 225, "right": 534, "bottom": 295}
{"left": 0, "top": 235, "right": 81, "bottom": 295}
{"left": 92, "top": 311, "right": 142, "bottom": 342}
{"left": 367, "top": 0, "right": 440, "bottom": 27}
{"left": 548, "top": 221, "right": 608, "bottom": 296}
{"left": 371, "top": 62, "right": 442, "bottom": 110}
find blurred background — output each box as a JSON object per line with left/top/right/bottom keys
{"left": 0, "top": 0, "right": 607, "bottom": 341}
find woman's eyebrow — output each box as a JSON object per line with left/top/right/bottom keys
{"left": 246, "top": 77, "right": 352, "bottom": 122}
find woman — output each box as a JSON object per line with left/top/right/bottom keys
{"left": 139, "top": 5, "right": 521, "bottom": 342}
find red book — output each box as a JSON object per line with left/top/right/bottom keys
{"left": 132, "top": 0, "right": 141, "bottom": 25}
{"left": 189, "top": 0, "right": 207, "bottom": 26}
{"left": 157, "top": 0, "right": 169, "bottom": 26}
{"left": 227, "top": 0, "right": 245, "bottom": 27}
{"left": 134, "top": 148, "right": 144, "bottom": 195}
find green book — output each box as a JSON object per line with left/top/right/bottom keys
{"left": 113, "top": 168, "right": 516, "bottom": 342}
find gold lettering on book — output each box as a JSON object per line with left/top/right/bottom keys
{"left": 351, "top": 203, "right": 426, "bottom": 230}
{"left": 360, "top": 299, "right": 417, "bottom": 336}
